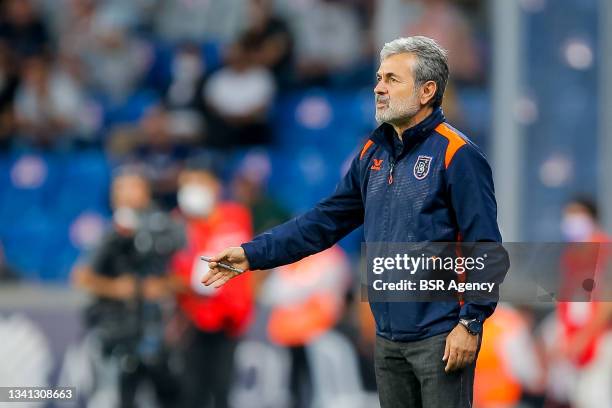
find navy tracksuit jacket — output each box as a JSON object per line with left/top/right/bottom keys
{"left": 242, "top": 107, "right": 508, "bottom": 342}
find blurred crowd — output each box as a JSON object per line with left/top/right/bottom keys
{"left": 0, "top": 0, "right": 489, "bottom": 279}
{"left": 1, "top": 1, "right": 611, "bottom": 408}
{"left": 0, "top": 0, "right": 487, "bottom": 152}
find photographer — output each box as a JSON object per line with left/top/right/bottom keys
{"left": 169, "top": 161, "right": 254, "bottom": 408}
{"left": 72, "top": 170, "right": 184, "bottom": 408}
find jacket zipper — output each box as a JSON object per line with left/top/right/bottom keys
{"left": 388, "top": 159, "right": 395, "bottom": 184}
{"left": 382, "top": 157, "right": 395, "bottom": 337}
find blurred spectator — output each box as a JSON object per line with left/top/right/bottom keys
{"left": 203, "top": 34, "right": 276, "bottom": 147}
{"left": 163, "top": 43, "right": 208, "bottom": 142}
{"left": 14, "top": 54, "right": 91, "bottom": 147}
{"left": 538, "top": 310, "right": 574, "bottom": 408}
{"left": 78, "top": 9, "right": 151, "bottom": 102}
{"left": 53, "top": 0, "right": 98, "bottom": 60}
{"left": 473, "top": 304, "right": 545, "bottom": 408}
{"left": 258, "top": 245, "right": 351, "bottom": 408}
{"left": 109, "top": 106, "right": 191, "bottom": 210}
{"left": 242, "top": 0, "right": 294, "bottom": 88}
{"left": 169, "top": 162, "right": 254, "bottom": 408}
{"left": 165, "top": 43, "right": 207, "bottom": 112}
{"left": 355, "top": 294, "right": 379, "bottom": 390}
{"left": 403, "top": 0, "right": 483, "bottom": 83}
{"left": 289, "top": 0, "right": 365, "bottom": 85}
{"left": 0, "top": 43, "right": 17, "bottom": 149}
{"left": 154, "top": 0, "right": 245, "bottom": 44}
{"left": 558, "top": 198, "right": 609, "bottom": 302}
{"left": 0, "top": 0, "right": 49, "bottom": 60}
{"left": 231, "top": 153, "right": 290, "bottom": 234}
{"left": 372, "top": 0, "right": 420, "bottom": 53}
{"left": 44, "top": 0, "right": 154, "bottom": 41}
{"left": 71, "top": 171, "right": 183, "bottom": 408}
{"left": 556, "top": 197, "right": 612, "bottom": 408}
{"left": 560, "top": 197, "right": 607, "bottom": 244}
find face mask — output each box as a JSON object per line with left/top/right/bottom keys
{"left": 113, "top": 207, "right": 140, "bottom": 231}
{"left": 561, "top": 213, "right": 595, "bottom": 242}
{"left": 178, "top": 184, "right": 216, "bottom": 217}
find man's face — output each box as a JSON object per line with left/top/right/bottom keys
{"left": 374, "top": 53, "right": 421, "bottom": 125}
{"left": 561, "top": 203, "right": 596, "bottom": 242}
{"left": 111, "top": 174, "right": 151, "bottom": 211}
{"left": 177, "top": 170, "right": 221, "bottom": 218}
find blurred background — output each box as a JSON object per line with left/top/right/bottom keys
{"left": 0, "top": 0, "right": 611, "bottom": 407}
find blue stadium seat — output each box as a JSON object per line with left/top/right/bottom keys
{"left": 39, "top": 227, "right": 81, "bottom": 282}
{"left": 101, "top": 89, "right": 160, "bottom": 128}
{"left": 0, "top": 151, "right": 61, "bottom": 232}
{"left": 1, "top": 212, "right": 58, "bottom": 280}
{"left": 52, "top": 151, "right": 111, "bottom": 221}
{"left": 0, "top": 150, "right": 109, "bottom": 281}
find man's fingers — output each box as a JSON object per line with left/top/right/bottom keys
{"left": 211, "top": 248, "right": 232, "bottom": 263}
{"left": 442, "top": 338, "right": 450, "bottom": 361}
{"left": 201, "top": 269, "right": 216, "bottom": 285}
{"left": 202, "top": 271, "right": 218, "bottom": 286}
{"left": 465, "top": 350, "right": 475, "bottom": 364}
{"left": 212, "top": 274, "right": 233, "bottom": 289}
{"left": 203, "top": 271, "right": 224, "bottom": 286}
{"left": 444, "top": 350, "right": 457, "bottom": 372}
{"left": 202, "top": 269, "right": 239, "bottom": 288}
{"left": 201, "top": 247, "right": 245, "bottom": 287}
{"left": 455, "top": 352, "right": 466, "bottom": 371}
{"left": 447, "top": 350, "right": 475, "bottom": 373}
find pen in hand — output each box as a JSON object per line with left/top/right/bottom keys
{"left": 200, "top": 256, "right": 245, "bottom": 274}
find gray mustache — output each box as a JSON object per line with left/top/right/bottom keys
{"left": 376, "top": 96, "right": 390, "bottom": 103}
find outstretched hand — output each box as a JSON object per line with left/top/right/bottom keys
{"left": 201, "top": 247, "right": 250, "bottom": 288}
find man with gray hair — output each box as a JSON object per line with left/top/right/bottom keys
{"left": 203, "top": 36, "right": 507, "bottom": 408}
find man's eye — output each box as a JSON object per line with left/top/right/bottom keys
{"left": 390, "top": 77, "right": 398, "bottom": 82}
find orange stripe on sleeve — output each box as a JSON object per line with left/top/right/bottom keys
{"left": 435, "top": 123, "right": 467, "bottom": 168}
{"left": 359, "top": 139, "right": 375, "bottom": 160}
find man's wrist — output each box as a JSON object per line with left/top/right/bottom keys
{"left": 240, "top": 242, "right": 257, "bottom": 271}
{"left": 458, "top": 318, "right": 482, "bottom": 335}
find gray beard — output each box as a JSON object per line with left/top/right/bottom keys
{"left": 375, "top": 104, "right": 419, "bottom": 125}
{"left": 374, "top": 91, "right": 420, "bottom": 125}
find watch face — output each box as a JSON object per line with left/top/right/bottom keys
{"left": 468, "top": 320, "right": 482, "bottom": 334}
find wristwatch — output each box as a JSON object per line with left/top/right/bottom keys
{"left": 458, "top": 318, "right": 482, "bottom": 335}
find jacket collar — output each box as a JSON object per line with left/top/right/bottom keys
{"left": 371, "top": 107, "right": 446, "bottom": 157}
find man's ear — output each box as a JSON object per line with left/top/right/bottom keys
{"left": 420, "top": 81, "right": 437, "bottom": 106}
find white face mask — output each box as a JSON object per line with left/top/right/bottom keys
{"left": 113, "top": 207, "right": 140, "bottom": 231}
{"left": 178, "top": 184, "right": 216, "bottom": 217}
{"left": 561, "top": 213, "right": 595, "bottom": 242}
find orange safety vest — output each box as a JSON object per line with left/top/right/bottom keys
{"left": 474, "top": 306, "right": 525, "bottom": 407}
{"left": 267, "top": 246, "right": 350, "bottom": 346}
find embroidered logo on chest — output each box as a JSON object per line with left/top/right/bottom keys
{"left": 371, "top": 159, "right": 384, "bottom": 171}
{"left": 413, "top": 155, "right": 433, "bottom": 180}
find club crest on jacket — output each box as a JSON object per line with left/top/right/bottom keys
{"left": 414, "top": 155, "right": 432, "bottom": 180}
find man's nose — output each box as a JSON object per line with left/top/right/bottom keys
{"left": 374, "top": 80, "right": 387, "bottom": 95}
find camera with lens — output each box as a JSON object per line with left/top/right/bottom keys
{"left": 85, "top": 208, "right": 184, "bottom": 361}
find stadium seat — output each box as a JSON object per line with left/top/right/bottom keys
{"left": 52, "top": 151, "right": 111, "bottom": 221}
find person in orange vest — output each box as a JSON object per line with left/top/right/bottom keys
{"left": 169, "top": 161, "right": 255, "bottom": 408}
{"left": 473, "top": 304, "right": 545, "bottom": 408}
{"left": 259, "top": 245, "right": 351, "bottom": 408}
{"left": 556, "top": 197, "right": 612, "bottom": 408}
